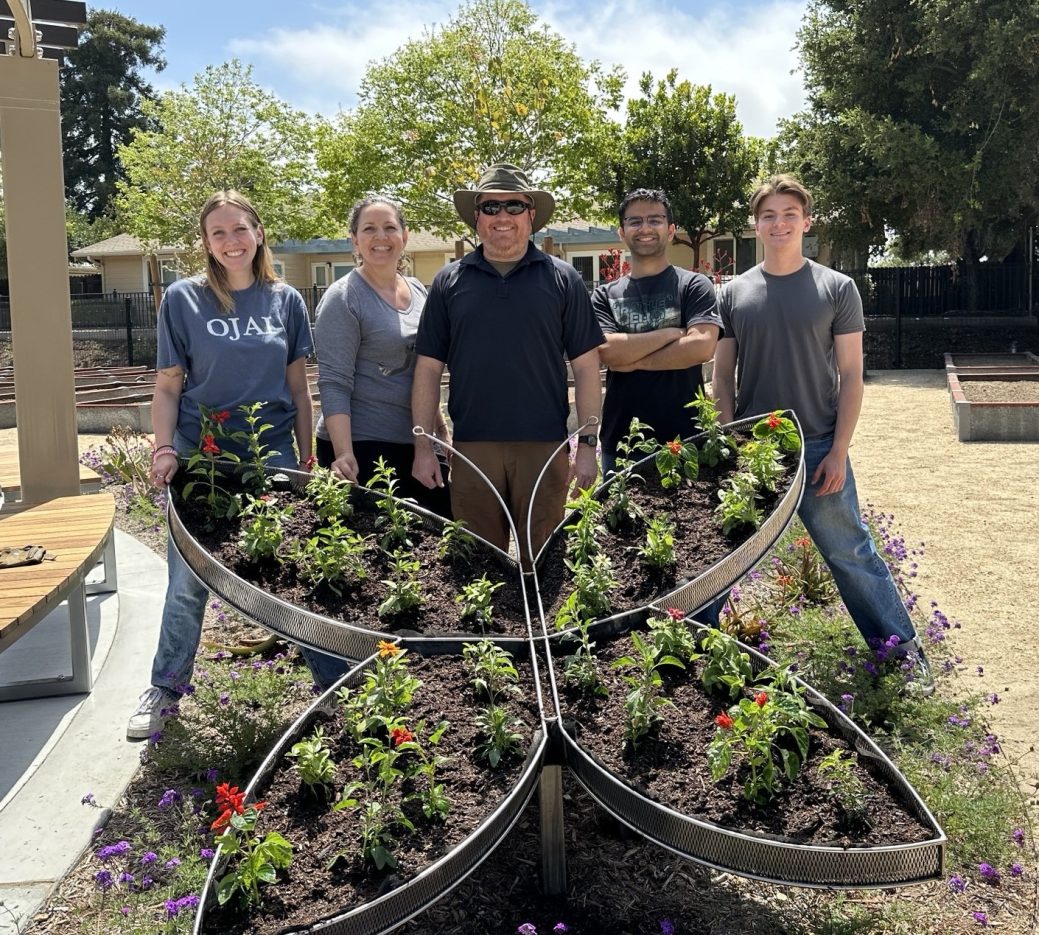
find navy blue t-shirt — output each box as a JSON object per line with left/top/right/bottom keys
{"left": 593, "top": 266, "right": 721, "bottom": 452}
{"left": 416, "top": 244, "right": 604, "bottom": 442}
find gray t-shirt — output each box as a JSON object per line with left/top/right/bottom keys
{"left": 156, "top": 276, "right": 313, "bottom": 457}
{"left": 717, "top": 260, "right": 864, "bottom": 438}
{"left": 313, "top": 270, "right": 427, "bottom": 445}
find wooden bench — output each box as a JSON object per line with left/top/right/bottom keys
{"left": 0, "top": 493, "right": 117, "bottom": 701}
{"left": 0, "top": 449, "right": 102, "bottom": 509}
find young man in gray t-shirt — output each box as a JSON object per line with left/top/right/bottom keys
{"left": 712, "top": 174, "right": 933, "bottom": 694}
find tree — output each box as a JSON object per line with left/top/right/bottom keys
{"left": 602, "top": 71, "right": 761, "bottom": 268}
{"left": 782, "top": 0, "right": 1039, "bottom": 275}
{"left": 60, "top": 9, "right": 166, "bottom": 221}
{"left": 115, "top": 61, "right": 331, "bottom": 269}
{"left": 317, "top": 0, "right": 624, "bottom": 237}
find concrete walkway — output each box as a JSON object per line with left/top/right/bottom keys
{"left": 0, "top": 532, "right": 165, "bottom": 935}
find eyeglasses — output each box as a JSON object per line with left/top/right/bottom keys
{"left": 477, "top": 199, "right": 534, "bottom": 216}
{"left": 622, "top": 214, "right": 669, "bottom": 229}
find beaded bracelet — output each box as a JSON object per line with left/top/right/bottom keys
{"left": 151, "top": 445, "right": 176, "bottom": 462}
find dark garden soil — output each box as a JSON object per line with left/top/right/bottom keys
{"left": 174, "top": 477, "right": 531, "bottom": 639}
{"left": 960, "top": 379, "right": 1039, "bottom": 402}
{"left": 551, "top": 624, "right": 935, "bottom": 849}
{"left": 536, "top": 449, "right": 790, "bottom": 625}
{"left": 203, "top": 652, "right": 542, "bottom": 935}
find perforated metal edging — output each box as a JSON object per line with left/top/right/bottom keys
{"left": 193, "top": 642, "right": 548, "bottom": 935}
{"left": 168, "top": 467, "right": 530, "bottom": 661}
{"left": 546, "top": 621, "right": 946, "bottom": 889}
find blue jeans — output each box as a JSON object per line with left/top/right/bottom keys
{"left": 699, "top": 435, "right": 917, "bottom": 647}
{"left": 150, "top": 447, "right": 348, "bottom": 693}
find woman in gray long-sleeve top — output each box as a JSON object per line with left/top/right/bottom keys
{"left": 313, "top": 196, "right": 452, "bottom": 516}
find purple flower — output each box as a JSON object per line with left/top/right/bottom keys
{"left": 205, "top": 767, "right": 219, "bottom": 782}
{"left": 979, "top": 862, "right": 1000, "bottom": 882}
{"left": 838, "top": 693, "right": 854, "bottom": 714}
{"left": 988, "top": 693, "right": 1001, "bottom": 704}
{"left": 517, "top": 925, "right": 537, "bottom": 935}
{"left": 200, "top": 848, "right": 215, "bottom": 860}
{"left": 1012, "top": 828, "right": 1025, "bottom": 847}
{"left": 158, "top": 788, "right": 182, "bottom": 810}
{"left": 553, "top": 926, "right": 569, "bottom": 934}
{"left": 219, "top": 693, "right": 230, "bottom": 706}
{"left": 120, "top": 906, "right": 131, "bottom": 916}
{"left": 660, "top": 921, "right": 676, "bottom": 935}
{"left": 94, "top": 869, "right": 114, "bottom": 890}
{"left": 1011, "top": 862, "right": 1024, "bottom": 877}
{"left": 138, "top": 875, "right": 154, "bottom": 891}
{"left": 149, "top": 731, "right": 164, "bottom": 745}
{"left": 972, "top": 912, "right": 989, "bottom": 927}
{"left": 97, "top": 841, "right": 131, "bottom": 861}
{"left": 164, "top": 857, "right": 182, "bottom": 870}
{"left": 117, "top": 871, "right": 134, "bottom": 885}
{"left": 81, "top": 792, "right": 96, "bottom": 806}
{"left": 164, "top": 898, "right": 180, "bottom": 920}
{"left": 948, "top": 873, "right": 966, "bottom": 893}
{"left": 140, "top": 851, "right": 157, "bottom": 866}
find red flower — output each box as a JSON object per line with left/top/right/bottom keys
{"left": 755, "top": 692, "right": 768, "bottom": 707}
{"left": 201, "top": 434, "right": 220, "bottom": 455}
{"left": 794, "top": 536, "right": 812, "bottom": 549}
{"left": 666, "top": 607, "right": 684, "bottom": 621}
{"left": 667, "top": 440, "right": 682, "bottom": 456}
{"left": 303, "top": 454, "right": 317, "bottom": 470}
{"left": 715, "top": 712, "right": 734, "bottom": 730}
{"left": 213, "top": 410, "right": 231, "bottom": 424}
{"left": 215, "top": 783, "right": 246, "bottom": 815}
{"left": 210, "top": 809, "right": 233, "bottom": 831}
{"left": 766, "top": 413, "right": 782, "bottom": 430}
{"left": 390, "top": 726, "right": 414, "bottom": 747}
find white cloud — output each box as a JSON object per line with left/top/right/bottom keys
{"left": 228, "top": 0, "right": 807, "bottom": 135}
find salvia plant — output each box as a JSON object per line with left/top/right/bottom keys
{"left": 378, "top": 550, "right": 425, "bottom": 617}
{"left": 457, "top": 575, "right": 506, "bottom": 631}
{"left": 554, "top": 554, "right": 616, "bottom": 629}
{"left": 638, "top": 515, "right": 677, "bottom": 571}
{"left": 305, "top": 466, "right": 354, "bottom": 522}
{"left": 231, "top": 400, "right": 281, "bottom": 494}
{"left": 700, "top": 628, "right": 754, "bottom": 699}
{"left": 237, "top": 493, "right": 291, "bottom": 562}
{"left": 564, "top": 486, "right": 606, "bottom": 566}
{"left": 368, "top": 457, "right": 419, "bottom": 551}
{"left": 182, "top": 407, "right": 241, "bottom": 522}
{"left": 473, "top": 703, "right": 527, "bottom": 768}
{"left": 647, "top": 608, "right": 701, "bottom": 665}
{"left": 751, "top": 410, "right": 801, "bottom": 453}
{"left": 716, "top": 471, "right": 763, "bottom": 534}
{"left": 603, "top": 418, "right": 652, "bottom": 531}
{"left": 438, "top": 518, "right": 477, "bottom": 562}
{"left": 655, "top": 436, "right": 699, "bottom": 488}
{"left": 562, "top": 619, "right": 607, "bottom": 696}
{"left": 463, "top": 640, "right": 520, "bottom": 703}
{"left": 289, "top": 520, "right": 369, "bottom": 595}
{"left": 336, "top": 642, "right": 421, "bottom": 741}
{"left": 737, "top": 437, "right": 785, "bottom": 492}
{"left": 396, "top": 719, "right": 452, "bottom": 821}
{"left": 286, "top": 726, "right": 337, "bottom": 798}
{"left": 612, "top": 631, "right": 683, "bottom": 745}
{"left": 685, "top": 388, "right": 734, "bottom": 467}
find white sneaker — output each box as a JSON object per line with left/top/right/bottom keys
{"left": 126, "top": 686, "right": 180, "bottom": 739}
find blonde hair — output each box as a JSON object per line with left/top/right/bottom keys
{"left": 750, "top": 174, "right": 814, "bottom": 220}
{"left": 199, "top": 190, "right": 280, "bottom": 313}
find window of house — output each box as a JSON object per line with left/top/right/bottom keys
{"left": 159, "top": 258, "right": 180, "bottom": 287}
{"left": 569, "top": 251, "right": 629, "bottom": 285}
{"left": 272, "top": 260, "right": 286, "bottom": 279}
{"left": 311, "top": 262, "right": 355, "bottom": 287}
{"left": 736, "top": 237, "right": 757, "bottom": 274}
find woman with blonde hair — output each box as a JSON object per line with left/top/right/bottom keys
{"left": 128, "top": 190, "right": 344, "bottom": 739}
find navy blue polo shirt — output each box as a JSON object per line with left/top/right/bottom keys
{"left": 416, "top": 243, "right": 604, "bottom": 442}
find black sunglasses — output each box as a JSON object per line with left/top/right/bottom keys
{"left": 477, "top": 199, "right": 533, "bottom": 216}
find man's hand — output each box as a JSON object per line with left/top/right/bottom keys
{"left": 811, "top": 447, "right": 847, "bottom": 496}
{"left": 568, "top": 444, "right": 598, "bottom": 496}
{"left": 412, "top": 443, "right": 445, "bottom": 490}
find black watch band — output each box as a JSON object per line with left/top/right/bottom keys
{"left": 577, "top": 434, "right": 598, "bottom": 447}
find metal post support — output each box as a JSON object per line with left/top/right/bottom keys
{"left": 894, "top": 266, "right": 904, "bottom": 369}
{"left": 539, "top": 764, "right": 567, "bottom": 896}
{"left": 124, "top": 297, "right": 135, "bottom": 367}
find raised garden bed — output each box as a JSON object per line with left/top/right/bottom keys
{"left": 947, "top": 371, "right": 1039, "bottom": 441}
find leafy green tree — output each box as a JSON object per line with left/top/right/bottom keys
{"left": 59, "top": 9, "right": 166, "bottom": 220}
{"left": 782, "top": 0, "right": 1039, "bottom": 276}
{"left": 602, "top": 70, "right": 761, "bottom": 268}
{"left": 115, "top": 61, "right": 330, "bottom": 268}
{"left": 317, "top": 0, "right": 624, "bottom": 236}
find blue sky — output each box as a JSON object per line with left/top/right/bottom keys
{"left": 102, "top": 0, "right": 809, "bottom": 138}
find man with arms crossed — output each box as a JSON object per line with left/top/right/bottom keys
{"left": 712, "top": 174, "right": 933, "bottom": 694}
{"left": 411, "top": 163, "right": 604, "bottom": 564}
{"left": 593, "top": 188, "right": 721, "bottom": 476}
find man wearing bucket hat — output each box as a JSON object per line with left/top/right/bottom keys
{"left": 412, "top": 163, "right": 605, "bottom": 564}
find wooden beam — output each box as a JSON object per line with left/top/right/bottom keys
{"left": 0, "top": 18, "right": 79, "bottom": 47}
{"left": 0, "top": 0, "right": 86, "bottom": 25}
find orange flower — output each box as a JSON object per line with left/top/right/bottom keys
{"left": 715, "top": 712, "right": 734, "bottom": 730}
{"left": 201, "top": 434, "right": 220, "bottom": 455}
{"left": 755, "top": 692, "right": 768, "bottom": 707}
{"left": 377, "top": 640, "right": 400, "bottom": 657}
{"left": 794, "top": 536, "right": 812, "bottom": 549}
{"left": 390, "top": 726, "right": 414, "bottom": 747}
{"left": 766, "top": 413, "right": 782, "bottom": 430}
{"left": 667, "top": 440, "right": 682, "bottom": 456}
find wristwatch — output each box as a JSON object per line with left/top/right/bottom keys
{"left": 577, "top": 434, "right": 598, "bottom": 448}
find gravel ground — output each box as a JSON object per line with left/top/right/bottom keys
{"left": 961, "top": 379, "right": 1039, "bottom": 402}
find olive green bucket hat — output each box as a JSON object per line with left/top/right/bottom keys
{"left": 453, "top": 163, "right": 555, "bottom": 232}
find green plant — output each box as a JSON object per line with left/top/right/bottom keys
{"left": 305, "top": 466, "right": 354, "bottom": 522}
{"left": 289, "top": 520, "right": 369, "bottom": 595}
{"left": 367, "top": 457, "right": 419, "bottom": 550}
{"left": 463, "top": 640, "right": 519, "bottom": 703}
{"left": 473, "top": 703, "right": 527, "bottom": 767}
{"left": 563, "top": 485, "right": 605, "bottom": 566}
{"left": 237, "top": 493, "right": 292, "bottom": 562}
{"left": 378, "top": 550, "right": 425, "bottom": 617}
{"left": 554, "top": 554, "right": 616, "bottom": 629}
{"left": 647, "top": 608, "right": 700, "bottom": 665}
{"left": 817, "top": 749, "right": 871, "bottom": 827}
{"left": 638, "top": 515, "right": 676, "bottom": 570}
{"left": 772, "top": 534, "right": 837, "bottom": 606}
{"left": 336, "top": 642, "right": 421, "bottom": 741}
{"left": 396, "top": 719, "right": 452, "bottom": 821}
{"left": 737, "top": 437, "right": 785, "bottom": 492}
{"left": 562, "top": 619, "right": 607, "bottom": 696}
{"left": 685, "top": 388, "right": 734, "bottom": 467}
{"left": 85, "top": 425, "right": 152, "bottom": 494}
{"left": 181, "top": 408, "right": 241, "bottom": 522}
{"left": 707, "top": 679, "right": 827, "bottom": 803}
{"left": 655, "top": 436, "right": 699, "bottom": 488}
{"left": 211, "top": 783, "right": 293, "bottom": 906}
{"left": 612, "top": 631, "right": 682, "bottom": 745}
{"left": 699, "top": 628, "right": 754, "bottom": 699}
{"left": 286, "top": 726, "right": 337, "bottom": 798}
{"left": 456, "top": 575, "right": 505, "bottom": 631}
{"left": 751, "top": 410, "right": 801, "bottom": 452}
{"left": 603, "top": 418, "right": 652, "bottom": 531}
{"left": 438, "top": 518, "right": 477, "bottom": 562}
{"left": 715, "top": 470, "right": 763, "bottom": 534}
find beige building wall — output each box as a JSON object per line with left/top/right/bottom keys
{"left": 102, "top": 256, "right": 148, "bottom": 293}
{"left": 273, "top": 253, "right": 309, "bottom": 288}
{"left": 413, "top": 252, "right": 454, "bottom": 286}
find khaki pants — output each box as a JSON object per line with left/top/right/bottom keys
{"left": 451, "top": 441, "right": 570, "bottom": 566}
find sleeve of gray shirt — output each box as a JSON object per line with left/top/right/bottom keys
{"left": 314, "top": 277, "right": 362, "bottom": 419}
